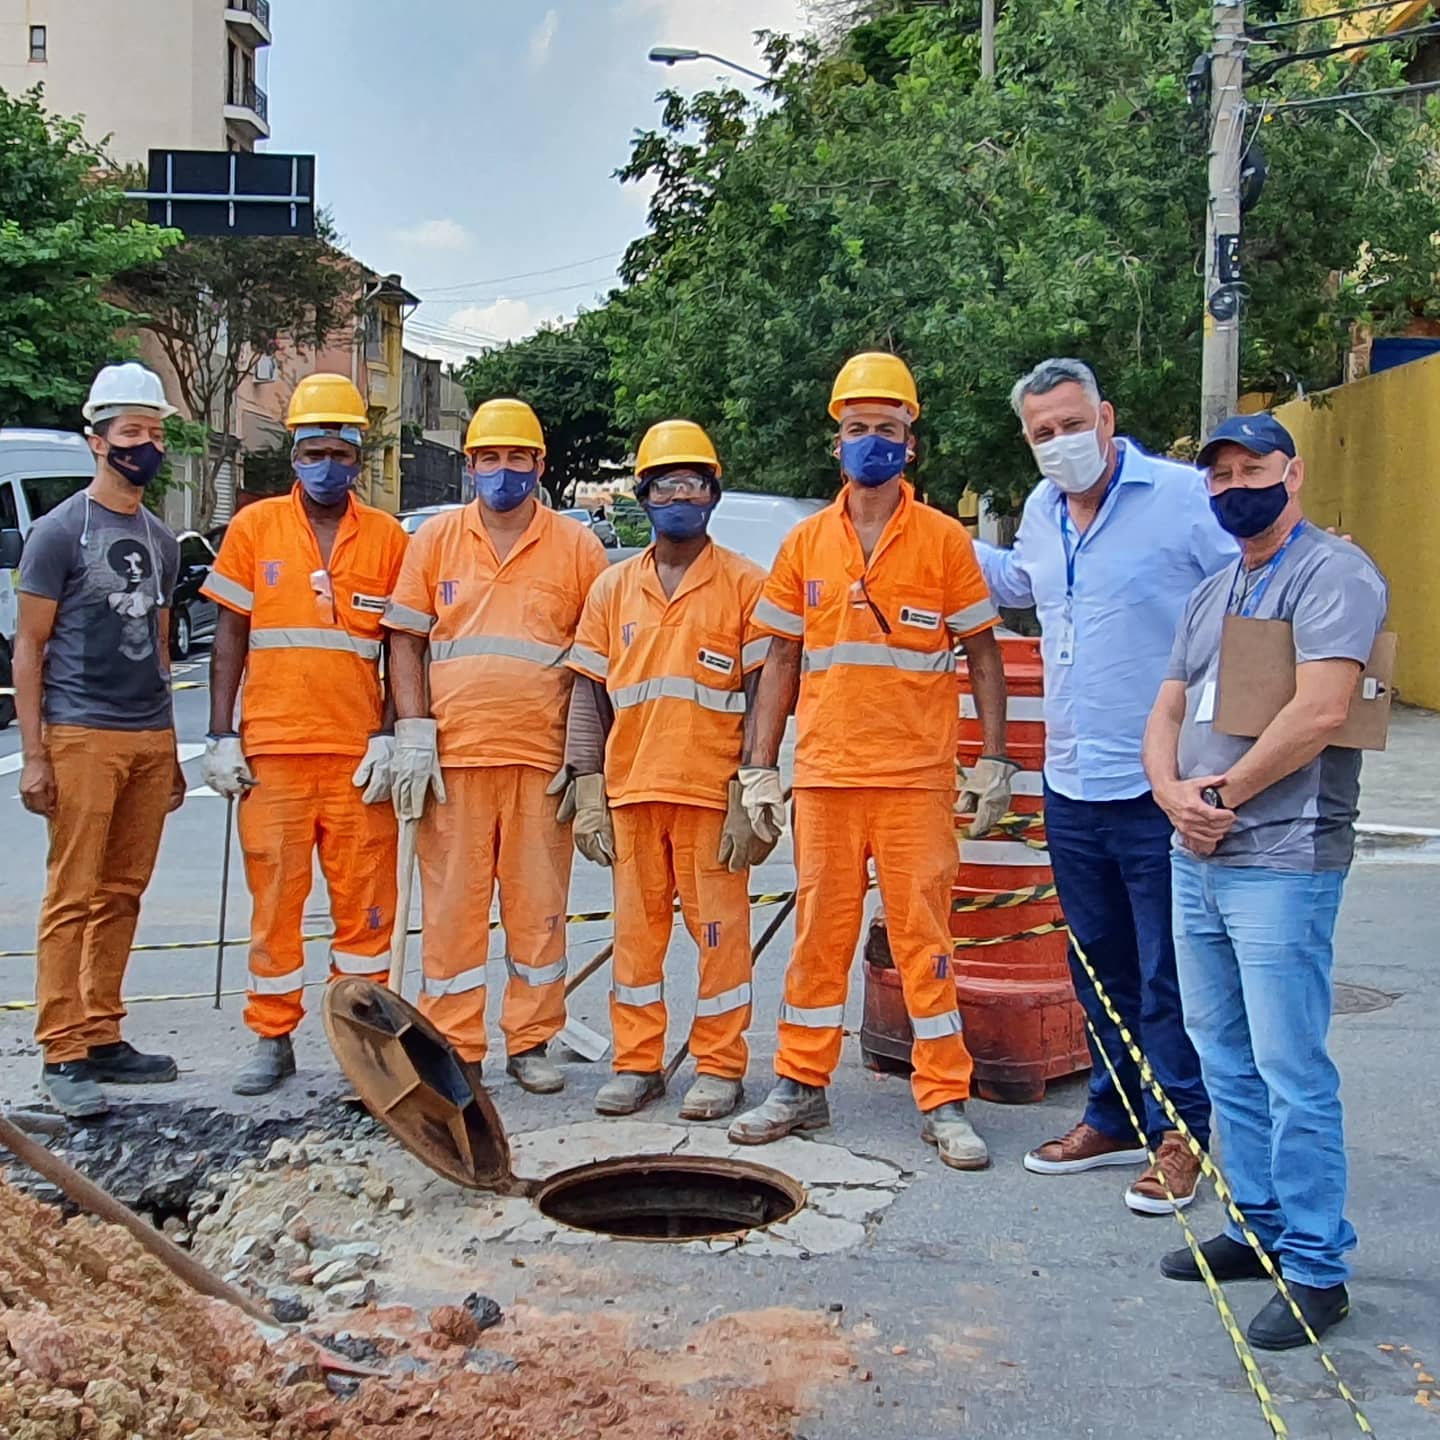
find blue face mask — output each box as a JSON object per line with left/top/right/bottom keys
{"left": 295, "top": 457, "right": 360, "bottom": 506}
{"left": 1209, "top": 477, "right": 1290, "bottom": 538}
{"left": 643, "top": 499, "right": 715, "bottom": 541}
{"left": 840, "top": 433, "right": 908, "bottom": 487}
{"left": 106, "top": 441, "right": 166, "bottom": 489}
{"left": 475, "top": 466, "right": 537, "bottom": 513}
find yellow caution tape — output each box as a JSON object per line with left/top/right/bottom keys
{"left": 950, "top": 920, "right": 1065, "bottom": 950}
{"left": 1071, "top": 934, "right": 1374, "bottom": 1436}
{"left": 951, "top": 883, "right": 1058, "bottom": 912}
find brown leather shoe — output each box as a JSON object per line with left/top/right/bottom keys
{"left": 1125, "top": 1131, "right": 1202, "bottom": 1214}
{"left": 1023, "top": 1121, "right": 1148, "bottom": 1175}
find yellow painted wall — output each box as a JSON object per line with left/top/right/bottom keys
{"left": 1274, "top": 353, "right": 1440, "bottom": 710}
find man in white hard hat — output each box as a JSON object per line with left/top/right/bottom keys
{"left": 14, "top": 362, "right": 187, "bottom": 1118}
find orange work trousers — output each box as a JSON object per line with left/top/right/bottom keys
{"left": 777, "top": 787, "right": 973, "bottom": 1112}
{"left": 238, "top": 754, "right": 397, "bottom": 1038}
{"left": 415, "top": 764, "right": 572, "bottom": 1063}
{"left": 35, "top": 725, "right": 174, "bottom": 1063}
{"left": 611, "top": 802, "right": 753, "bottom": 1079}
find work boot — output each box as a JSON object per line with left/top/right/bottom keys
{"left": 1161, "top": 1233, "right": 1278, "bottom": 1284}
{"left": 594, "top": 1071, "right": 664, "bottom": 1116}
{"left": 1247, "top": 1282, "right": 1350, "bottom": 1351}
{"left": 41, "top": 1061, "right": 109, "bottom": 1119}
{"left": 679, "top": 1075, "right": 744, "bottom": 1122}
{"left": 232, "top": 1035, "right": 296, "bottom": 1096}
{"left": 86, "top": 1041, "right": 177, "bottom": 1085}
{"left": 920, "top": 1102, "right": 990, "bottom": 1171}
{"left": 506, "top": 1046, "right": 564, "bottom": 1095}
{"left": 728, "top": 1079, "right": 829, "bottom": 1145}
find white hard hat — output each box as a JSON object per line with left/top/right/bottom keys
{"left": 82, "top": 362, "right": 178, "bottom": 426}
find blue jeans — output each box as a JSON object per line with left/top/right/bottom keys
{"left": 1044, "top": 786, "right": 1211, "bottom": 1146}
{"left": 1171, "top": 853, "right": 1356, "bottom": 1288}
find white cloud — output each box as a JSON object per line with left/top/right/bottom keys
{"left": 391, "top": 218, "right": 472, "bottom": 252}
{"left": 452, "top": 298, "right": 563, "bottom": 344}
{"left": 529, "top": 8, "right": 560, "bottom": 70}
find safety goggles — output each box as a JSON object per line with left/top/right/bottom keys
{"left": 644, "top": 470, "right": 713, "bottom": 503}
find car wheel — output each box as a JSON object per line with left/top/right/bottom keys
{"left": 172, "top": 607, "right": 192, "bottom": 661}
{"left": 0, "top": 637, "right": 13, "bottom": 730}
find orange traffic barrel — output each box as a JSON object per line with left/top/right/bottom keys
{"left": 860, "top": 633, "right": 1091, "bottom": 1103}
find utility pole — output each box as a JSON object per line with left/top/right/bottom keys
{"left": 981, "top": 0, "right": 996, "bottom": 80}
{"left": 1200, "top": 0, "right": 1247, "bottom": 442}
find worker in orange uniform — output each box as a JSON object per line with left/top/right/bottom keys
{"left": 728, "top": 352, "right": 1014, "bottom": 1170}
{"left": 384, "top": 399, "right": 608, "bottom": 1093}
{"left": 565, "top": 420, "right": 776, "bottom": 1121}
{"left": 201, "top": 374, "right": 409, "bottom": 1094}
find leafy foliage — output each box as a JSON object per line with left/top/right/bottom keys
{"left": 0, "top": 87, "right": 179, "bottom": 428}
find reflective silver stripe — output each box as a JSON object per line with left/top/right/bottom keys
{"left": 202, "top": 571, "right": 253, "bottom": 612}
{"left": 567, "top": 644, "right": 609, "bottom": 678}
{"left": 249, "top": 627, "right": 382, "bottom": 660}
{"left": 505, "top": 955, "right": 567, "bottom": 987}
{"left": 780, "top": 1002, "right": 844, "bottom": 1029}
{"left": 957, "top": 839, "right": 1050, "bottom": 866}
{"left": 910, "top": 1010, "right": 963, "bottom": 1041}
{"left": 610, "top": 675, "right": 746, "bottom": 715}
{"left": 754, "top": 598, "right": 803, "bottom": 637}
{"left": 383, "top": 600, "right": 435, "bottom": 634}
{"left": 804, "top": 641, "right": 955, "bottom": 675}
{"left": 249, "top": 967, "right": 304, "bottom": 995}
{"left": 331, "top": 948, "right": 389, "bottom": 976}
{"left": 741, "top": 637, "right": 771, "bottom": 670}
{"left": 421, "top": 967, "right": 488, "bottom": 998}
{"left": 694, "top": 983, "right": 753, "bottom": 1018}
{"left": 429, "top": 635, "right": 569, "bottom": 667}
{"left": 945, "top": 598, "right": 1000, "bottom": 634}
{"left": 960, "top": 694, "right": 1046, "bottom": 722}
{"left": 613, "top": 981, "right": 665, "bottom": 1008}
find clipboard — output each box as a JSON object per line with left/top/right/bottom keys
{"left": 1213, "top": 616, "right": 1396, "bottom": 751}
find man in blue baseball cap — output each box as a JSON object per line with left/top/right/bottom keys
{"left": 1142, "top": 411, "right": 1388, "bottom": 1349}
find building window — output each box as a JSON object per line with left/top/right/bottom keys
{"left": 29, "top": 26, "right": 47, "bottom": 62}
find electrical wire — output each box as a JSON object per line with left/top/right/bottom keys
{"left": 1249, "top": 0, "right": 1431, "bottom": 33}
{"left": 1251, "top": 19, "right": 1440, "bottom": 80}
{"left": 416, "top": 249, "right": 625, "bottom": 296}
{"left": 1271, "top": 74, "right": 1440, "bottom": 108}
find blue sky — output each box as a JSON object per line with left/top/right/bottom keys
{"left": 267, "top": 0, "right": 808, "bottom": 362}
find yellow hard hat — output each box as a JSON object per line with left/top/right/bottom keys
{"left": 828, "top": 351, "right": 921, "bottom": 421}
{"left": 287, "top": 373, "right": 369, "bottom": 430}
{"left": 635, "top": 419, "right": 723, "bottom": 478}
{"left": 465, "top": 397, "right": 546, "bottom": 455}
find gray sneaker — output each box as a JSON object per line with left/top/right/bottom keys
{"left": 679, "top": 1074, "right": 744, "bottom": 1121}
{"left": 41, "top": 1061, "right": 109, "bottom": 1118}
{"left": 232, "top": 1035, "right": 296, "bottom": 1096}
{"left": 594, "top": 1071, "right": 665, "bottom": 1116}
{"left": 920, "top": 1101, "right": 990, "bottom": 1171}
{"left": 506, "top": 1046, "right": 565, "bottom": 1095}
{"left": 728, "top": 1079, "right": 829, "bottom": 1145}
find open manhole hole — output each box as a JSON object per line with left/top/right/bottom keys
{"left": 323, "top": 978, "right": 805, "bottom": 1243}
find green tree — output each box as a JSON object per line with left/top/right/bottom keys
{"left": 454, "top": 311, "right": 627, "bottom": 507}
{"left": 0, "top": 87, "right": 179, "bottom": 428}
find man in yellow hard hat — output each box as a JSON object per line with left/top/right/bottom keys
{"left": 202, "top": 373, "right": 409, "bottom": 1094}
{"left": 730, "top": 352, "right": 1013, "bottom": 1170}
{"left": 384, "top": 398, "right": 608, "bottom": 1092}
{"left": 565, "top": 420, "right": 775, "bottom": 1120}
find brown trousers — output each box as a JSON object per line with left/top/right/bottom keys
{"left": 35, "top": 724, "right": 175, "bottom": 1062}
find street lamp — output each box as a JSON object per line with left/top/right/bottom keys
{"left": 647, "top": 45, "right": 769, "bottom": 84}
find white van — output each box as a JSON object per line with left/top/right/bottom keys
{"left": 707, "top": 491, "right": 827, "bottom": 571}
{"left": 0, "top": 428, "right": 97, "bottom": 728}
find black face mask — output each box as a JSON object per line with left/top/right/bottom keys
{"left": 1210, "top": 478, "right": 1289, "bottom": 538}
{"left": 106, "top": 441, "right": 165, "bottom": 488}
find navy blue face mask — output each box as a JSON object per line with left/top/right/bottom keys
{"left": 475, "top": 466, "right": 537, "bottom": 513}
{"left": 295, "top": 457, "right": 360, "bottom": 506}
{"left": 106, "top": 441, "right": 166, "bottom": 489}
{"left": 1210, "top": 477, "right": 1289, "bottom": 538}
{"left": 840, "top": 433, "right": 908, "bottom": 487}
{"left": 644, "top": 499, "right": 715, "bottom": 541}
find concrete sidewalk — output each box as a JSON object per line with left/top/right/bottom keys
{"left": 1358, "top": 703, "right": 1440, "bottom": 833}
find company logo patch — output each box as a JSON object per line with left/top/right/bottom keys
{"left": 899, "top": 605, "right": 941, "bottom": 631}
{"left": 697, "top": 647, "right": 735, "bottom": 675}
{"left": 351, "top": 592, "right": 386, "bottom": 614}
{"left": 933, "top": 952, "right": 949, "bottom": 979}
{"left": 438, "top": 579, "right": 459, "bottom": 605}
{"left": 261, "top": 561, "right": 282, "bottom": 587}
{"left": 805, "top": 579, "right": 825, "bottom": 608}
{"left": 366, "top": 906, "right": 382, "bottom": 931}
{"left": 703, "top": 920, "right": 722, "bottom": 948}
{"left": 622, "top": 621, "right": 637, "bottom": 647}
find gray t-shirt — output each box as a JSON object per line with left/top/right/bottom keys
{"left": 19, "top": 489, "right": 180, "bottom": 731}
{"left": 1166, "top": 523, "right": 1387, "bottom": 871}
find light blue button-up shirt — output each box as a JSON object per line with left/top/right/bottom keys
{"left": 975, "top": 439, "right": 1238, "bottom": 802}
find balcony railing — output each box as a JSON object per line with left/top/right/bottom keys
{"left": 228, "top": 79, "right": 268, "bottom": 123}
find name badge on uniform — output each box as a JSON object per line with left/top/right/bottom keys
{"left": 899, "top": 605, "right": 940, "bottom": 631}
{"left": 698, "top": 647, "right": 735, "bottom": 675}
{"left": 351, "top": 592, "right": 387, "bottom": 614}
{"left": 1054, "top": 614, "right": 1075, "bottom": 666}
{"left": 1195, "top": 680, "right": 1217, "bottom": 724}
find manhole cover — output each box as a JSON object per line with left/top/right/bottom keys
{"left": 1333, "top": 982, "right": 1398, "bottom": 1015}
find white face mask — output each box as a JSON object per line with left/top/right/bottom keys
{"left": 1032, "top": 428, "right": 1108, "bottom": 495}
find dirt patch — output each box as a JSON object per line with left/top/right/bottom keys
{"left": 0, "top": 1176, "right": 849, "bottom": 1438}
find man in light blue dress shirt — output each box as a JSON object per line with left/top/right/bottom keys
{"left": 975, "top": 358, "right": 1237, "bottom": 1214}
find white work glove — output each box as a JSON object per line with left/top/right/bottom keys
{"left": 391, "top": 718, "right": 446, "bottom": 822}
{"left": 571, "top": 773, "right": 616, "bottom": 868}
{"left": 546, "top": 765, "right": 577, "bottom": 824}
{"left": 738, "top": 765, "right": 787, "bottom": 845}
{"left": 957, "top": 755, "right": 1020, "bottom": 839}
{"left": 201, "top": 734, "right": 254, "bottom": 799}
{"left": 351, "top": 733, "right": 395, "bottom": 806}
{"left": 718, "top": 776, "right": 778, "bottom": 873}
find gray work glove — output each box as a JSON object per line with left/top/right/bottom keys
{"left": 571, "top": 772, "right": 616, "bottom": 867}
{"left": 738, "top": 765, "right": 787, "bottom": 846}
{"left": 718, "top": 777, "right": 778, "bottom": 873}
{"left": 957, "top": 755, "right": 1020, "bottom": 839}
{"left": 392, "top": 718, "right": 446, "bottom": 822}
{"left": 201, "top": 733, "right": 254, "bottom": 799}
{"left": 546, "top": 764, "right": 577, "bottom": 824}
{"left": 351, "top": 733, "right": 395, "bottom": 806}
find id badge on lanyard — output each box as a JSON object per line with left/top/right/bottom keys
{"left": 1054, "top": 606, "right": 1076, "bottom": 666}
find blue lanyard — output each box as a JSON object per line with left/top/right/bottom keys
{"left": 1228, "top": 520, "right": 1307, "bottom": 617}
{"left": 1058, "top": 447, "right": 1124, "bottom": 598}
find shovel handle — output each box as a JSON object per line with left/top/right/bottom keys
{"left": 389, "top": 816, "right": 419, "bottom": 992}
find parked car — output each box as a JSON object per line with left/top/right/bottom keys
{"left": 169, "top": 530, "right": 220, "bottom": 659}
{"left": 560, "top": 507, "right": 619, "bottom": 548}
{"left": 708, "top": 492, "right": 828, "bottom": 571}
